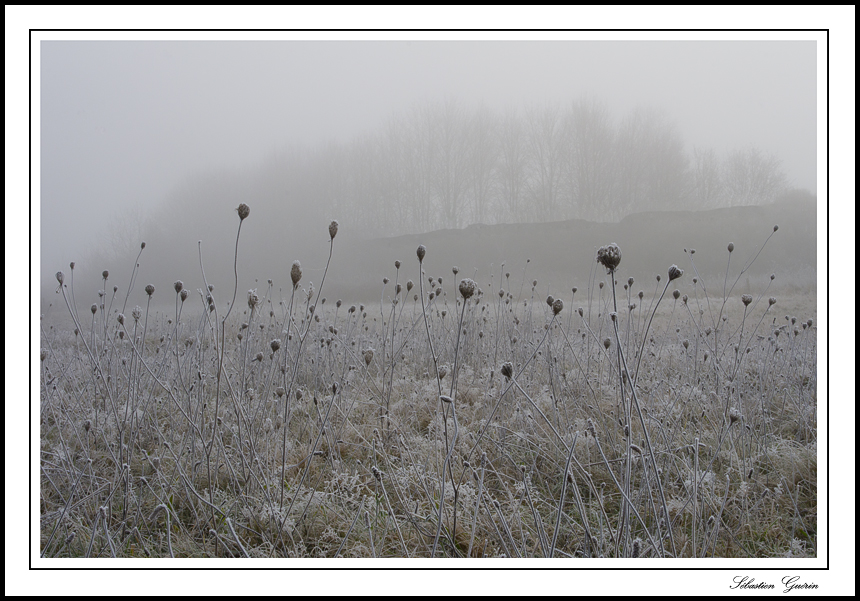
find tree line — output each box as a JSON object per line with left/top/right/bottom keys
{"left": 259, "top": 98, "right": 792, "bottom": 238}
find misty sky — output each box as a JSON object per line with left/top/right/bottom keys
{"left": 37, "top": 37, "right": 819, "bottom": 275}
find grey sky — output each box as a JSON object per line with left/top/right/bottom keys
{"left": 38, "top": 38, "right": 818, "bottom": 276}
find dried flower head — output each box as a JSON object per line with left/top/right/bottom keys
{"left": 145, "top": 284, "right": 155, "bottom": 297}
{"left": 673, "top": 289, "right": 680, "bottom": 300}
{"left": 459, "top": 278, "right": 477, "bottom": 299}
{"left": 91, "top": 304, "right": 98, "bottom": 315}
{"left": 289, "top": 260, "right": 302, "bottom": 288}
{"left": 417, "top": 244, "right": 426, "bottom": 263}
{"left": 603, "top": 338, "right": 611, "bottom": 349}
{"left": 769, "top": 297, "right": 777, "bottom": 306}
{"left": 596, "top": 243, "right": 622, "bottom": 272}
{"left": 102, "top": 270, "right": 109, "bottom": 279}
{"left": 546, "top": 295, "right": 554, "bottom": 307}
{"left": 174, "top": 280, "right": 184, "bottom": 294}
{"left": 117, "top": 313, "right": 125, "bottom": 325}
{"left": 500, "top": 362, "right": 513, "bottom": 379}
{"left": 270, "top": 339, "right": 281, "bottom": 352}
{"left": 236, "top": 203, "right": 250, "bottom": 220}
{"left": 729, "top": 407, "right": 742, "bottom": 425}
{"left": 328, "top": 220, "right": 339, "bottom": 239}
{"left": 440, "top": 395, "right": 453, "bottom": 404}
{"left": 727, "top": 242, "right": 735, "bottom": 253}
{"left": 552, "top": 298, "right": 563, "bottom": 315}
{"left": 741, "top": 294, "right": 753, "bottom": 307}
{"left": 668, "top": 265, "right": 683, "bottom": 281}
{"left": 180, "top": 289, "right": 188, "bottom": 302}
{"left": 55, "top": 271, "right": 64, "bottom": 285}
{"left": 132, "top": 306, "right": 142, "bottom": 322}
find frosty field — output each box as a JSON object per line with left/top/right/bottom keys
{"left": 39, "top": 212, "right": 817, "bottom": 559}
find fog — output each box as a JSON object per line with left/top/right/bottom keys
{"left": 37, "top": 36, "right": 819, "bottom": 311}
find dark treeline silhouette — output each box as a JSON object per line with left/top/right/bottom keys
{"left": 158, "top": 97, "right": 793, "bottom": 242}
{"left": 49, "top": 98, "right": 807, "bottom": 311}
{"left": 286, "top": 97, "right": 791, "bottom": 232}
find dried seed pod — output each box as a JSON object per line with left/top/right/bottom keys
{"left": 596, "top": 243, "right": 622, "bottom": 272}
{"left": 328, "top": 220, "right": 339, "bottom": 240}
{"left": 236, "top": 203, "right": 250, "bottom": 220}
{"left": 291, "top": 261, "right": 302, "bottom": 287}
{"left": 459, "top": 278, "right": 477, "bottom": 299}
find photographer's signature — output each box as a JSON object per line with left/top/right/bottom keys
{"left": 731, "top": 576, "right": 819, "bottom": 592}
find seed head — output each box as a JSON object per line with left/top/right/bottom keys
{"left": 673, "top": 289, "right": 680, "bottom": 300}
{"left": 459, "top": 278, "right": 477, "bottom": 299}
{"left": 769, "top": 297, "right": 777, "bottom": 306}
{"left": 546, "top": 295, "right": 554, "bottom": 307}
{"left": 727, "top": 242, "right": 734, "bottom": 253}
{"left": 55, "top": 271, "right": 64, "bottom": 285}
{"left": 417, "top": 245, "right": 426, "bottom": 263}
{"left": 773, "top": 225, "right": 779, "bottom": 232}
{"left": 328, "top": 220, "right": 339, "bottom": 240}
{"left": 91, "top": 304, "right": 98, "bottom": 315}
{"left": 290, "top": 261, "right": 302, "bottom": 287}
{"left": 668, "top": 265, "right": 683, "bottom": 281}
{"left": 552, "top": 298, "right": 563, "bottom": 315}
{"left": 728, "top": 407, "right": 742, "bottom": 425}
{"left": 452, "top": 266, "right": 459, "bottom": 275}
{"left": 741, "top": 294, "right": 753, "bottom": 307}
{"left": 145, "top": 284, "right": 155, "bottom": 296}
{"left": 363, "top": 348, "right": 374, "bottom": 365}
{"left": 132, "top": 306, "right": 142, "bottom": 322}
{"left": 236, "top": 203, "right": 250, "bottom": 221}
{"left": 174, "top": 280, "right": 184, "bottom": 294}
{"left": 117, "top": 313, "right": 124, "bottom": 325}
{"left": 440, "top": 395, "right": 453, "bottom": 404}
{"left": 603, "top": 338, "right": 611, "bottom": 349}
{"left": 500, "top": 362, "right": 513, "bottom": 379}
{"left": 270, "top": 339, "right": 281, "bottom": 352}
{"left": 102, "top": 270, "right": 109, "bottom": 279}
{"left": 596, "top": 243, "right": 622, "bottom": 272}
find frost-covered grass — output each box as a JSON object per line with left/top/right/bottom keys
{"left": 39, "top": 209, "right": 816, "bottom": 558}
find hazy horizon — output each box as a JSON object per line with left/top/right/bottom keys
{"left": 39, "top": 38, "right": 817, "bottom": 283}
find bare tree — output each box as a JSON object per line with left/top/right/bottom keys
{"left": 722, "top": 146, "right": 789, "bottom": 206}
{"left": 465, "top": 104, "right": 498, "bottom": 224}
{"left": 525, "top": 103, "right": 565, "bottom": 222}
{"left": 497, "top": 107, "right": 528, "bottom": 223}
{"left": 564, "top": 96, "right": 615, "bottom": 221}
{"left": 691, "top": 146, "right": 724, "bottom": 208}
